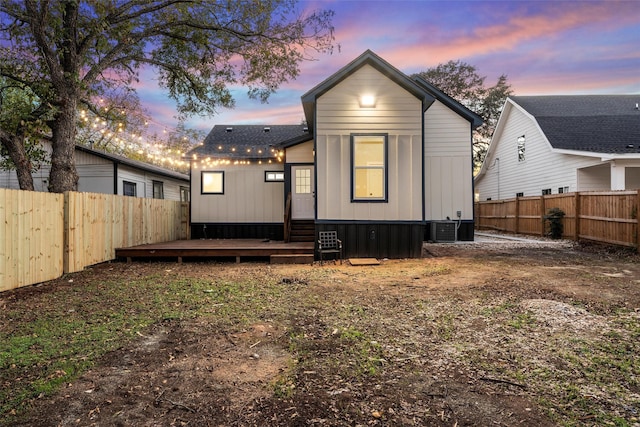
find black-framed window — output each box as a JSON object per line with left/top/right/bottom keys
{"left": 351, "top": 134, "right": 387, "bottom": 202}
{"left": 542, "top": 188, "right": 552, "bottom": 195}
{"left": 265, "top": 171, "right": 285, "bottom": 182}
{"left": 516, "top": 192, "right": 524, "bottom": 197}
{"left": 123, "top": 181, "right": 136, "bottom": 197}
{"left": 152, "top": 180, "right": 164, "bottom": 199}
{"left": 201, "top": 171, "right": 224, "bottom": 194}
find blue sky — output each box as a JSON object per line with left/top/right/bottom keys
{"left": 137, "top": 0, "right": 640, "bottom": 135}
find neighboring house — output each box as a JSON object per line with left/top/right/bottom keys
{"left": 189, "top": 50, "right": 482, "bottom": 258}
{"left": 475, "top": 95, "right": 640, "bottom": 201}
{"left": 1, "top": 144, "right": 190, "bottom": 201}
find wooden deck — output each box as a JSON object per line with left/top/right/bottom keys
{"left": 115, "top": 239, "right": 314, "bottom": 263}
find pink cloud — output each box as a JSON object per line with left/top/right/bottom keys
{"left": 363, "top": 1, "right": 639, "bottom": 69}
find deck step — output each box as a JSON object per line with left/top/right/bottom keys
{"left": 289, "top": 220, "right": 315, "bottom": 242}
{"left": 270, "top": 254, "right": 314, "bottom": 264}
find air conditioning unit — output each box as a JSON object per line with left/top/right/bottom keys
{"left": 431, "top": 221, "right": 457, "bottom": 243}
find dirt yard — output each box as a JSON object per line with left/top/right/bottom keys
{"left": 2, "top": 233, "right": 639, "bottom": 426}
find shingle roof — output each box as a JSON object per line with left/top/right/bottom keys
{"left": 188, "top": 124, "right": 310, "bottom": 159}
{"left": 511, "top": 95, "right": 640, "bottom": 154}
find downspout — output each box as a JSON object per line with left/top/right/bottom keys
{"left": 421, "top": 100, "right": 426, "bottom": 224}
{"left": 113, "top": 162, "right": 118, "bottom": 194}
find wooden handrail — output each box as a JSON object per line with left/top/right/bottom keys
{"left": 284, "top": 192, "right": 292, "bottom": 243}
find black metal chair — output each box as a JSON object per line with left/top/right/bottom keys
{"left": 317, "top": 231, "right": 343, "bottom": 264}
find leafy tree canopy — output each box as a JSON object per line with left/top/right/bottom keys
{"left": 0, "top": 0, "right": 335, "bottom": 192}
{"left": 413, "top": 60, "right": 513, "bottom": 171}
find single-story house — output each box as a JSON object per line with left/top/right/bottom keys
{"left": 475, "top": 95, "right": 640, "bottom": 201}
{"left": 188, "top": 50, "right": 482, "bottom": 258}
{"left": 1, "top": 144, "right": 190, "bottom": 201}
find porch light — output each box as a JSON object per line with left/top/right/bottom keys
{"left": 359, "top": 95, "right": 376, "bottom": 108}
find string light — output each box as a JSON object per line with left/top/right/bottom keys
{"left": 80, "top": 106, "right": 287, "bottom": 172}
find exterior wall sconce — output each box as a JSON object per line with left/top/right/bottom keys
{"left": 359, "top": 95, "right": 376, "bottom": 108}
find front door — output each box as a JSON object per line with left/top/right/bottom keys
{"left": 291, "top": 165, "right": 314, "bottom": 219}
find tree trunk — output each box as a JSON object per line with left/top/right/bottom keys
{"left": 48, "top": 101, "right": 79, "bottom": 193}
{"left": 0, "top": 129, "right": 35, "bottom": 191}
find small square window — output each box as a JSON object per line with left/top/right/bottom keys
{"left": 202, "top": 171, "right": 224, "bottom": 194}
{"left": 542, "top": 188, "right": 552, "bottom": 195}
{"left": 265, "top": 171, "right": 285, "bottom": 182}
{"left": 516, "top": 192, "right": 524, "bottom": 197}
{"left": 558, "top": 186, "right": 569, "bottom": 194}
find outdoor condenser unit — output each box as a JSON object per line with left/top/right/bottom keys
{"left": 431, "top": 221, "right": 457, "bottom": 243}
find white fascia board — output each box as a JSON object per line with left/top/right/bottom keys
{"left": 552, "top": 148, "right": 640, "bottom": 161}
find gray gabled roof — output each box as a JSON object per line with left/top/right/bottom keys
{"left": 301, "top": 50, "right": 435, "bottom": 129}
{"left": 512, "top": 95, "right": 640, "bottom": 154}
{"left": 75, "top": 145, "right": 189, "bottom": 182}
{"left": 188, "top": 124, "right": 310, "bottom": 159}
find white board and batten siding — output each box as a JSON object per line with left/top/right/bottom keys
{"left": 315, "top": 64, "right": 423, "bottom": 221}
{"left": 476, "top": 105, "right": 615, "bottom": 201}
{"left": 424, "top": 100, "right": 474, "bottom": 221}
{"left": 191, "top": 163, "right": 284, "bottom": 223}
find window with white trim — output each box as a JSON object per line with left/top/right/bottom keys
{"left": 202, "top": 171, "right": 224, "bottom": 194}
{"left": 517, "top": 135, "right": 526, "bottom": 162}
{"left": 352, "top": 134, "right": 387, "bottom": 201}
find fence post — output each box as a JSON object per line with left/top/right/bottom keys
{"left": 540, "top": 195, "right": 546, "bottom": 236}
{"left": 514, "top": 197, "right": 520, "bottom": 234}
{"left": 575, "top": 192, "right": 581, "bottom": 242}
{"left": 63, "top": 191, "right": 71, "bottom": 274}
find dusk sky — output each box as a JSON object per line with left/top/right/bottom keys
{"left": 137, "top": 0, "right": 640, "bottom": 136}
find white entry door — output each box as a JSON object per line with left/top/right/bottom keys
{"left": 291, "top": 165, "right": 315, "bottom": 219}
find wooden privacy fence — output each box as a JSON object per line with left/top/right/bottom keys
{"left": 475, "top": 190, "right": 639, "bottom": 249}
{"left": 0, "top": 190, "right": 64, "bottom": 293}
{"left": 1, "top": 189, "right": 189, "bottom": 292}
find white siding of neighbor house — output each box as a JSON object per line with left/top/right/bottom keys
{"left": 191, "top": 163, "right": 284, "bottom": 223}
{"left": 77, "top": 164, "right": 114, "bottom": 194}
{"left": 1, "top": 146, "right": 188, "bottom": 200}
{"left": 424, "top": 100, "right": 474, "bottom": 221}
{"left": 625, "top": 165, "right": 640, "bottom": 189}
{"left": 475, "top": 104, "right": 614, "bottom": 201}
{"left": 315, "top": 64, "right": 423, "bottom": 221}
{"left": 285, "top": 140, "right": 314, "bottom": 163}
{"left": 117, "top": 164, "right": 187, "bottom": 201}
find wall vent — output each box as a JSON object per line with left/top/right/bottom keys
{"left": 430, "top": 221, "right": 457, "bottom": 243}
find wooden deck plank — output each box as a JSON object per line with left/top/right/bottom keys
{"left": 115, "top": 239, "right": 314, "bottom": 260}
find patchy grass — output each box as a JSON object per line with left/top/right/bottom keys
{"left": 1, "top": 252, "right": 639, "bottom": 426}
